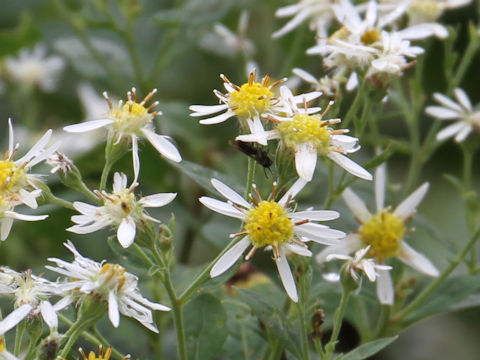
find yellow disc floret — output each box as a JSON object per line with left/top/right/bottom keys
{"left": 361, "top": 29, "right": 380, "bottom": 46}
{"left": 0, "top": 160, "right": 27, "bottom": 193}
{"left": 80, "top": 346, "right": 114, "bottom": 360}
{"left": 111, "top": 102, "right": 152, "bottom": 133}
{"left": 229, "top": 82, "right": 273, "bottom": 117}
{"left": 358, "top": 210, "right": 405, "bottom": 261}
{"left": 277, "top": 114, "right": 331, "bottom": 154}
{"left": 103, "top": 189, "right": 138, "bottom": 222}
{"left": 99, "top": 263, "right": 126, "bottom": 291}
{"left": 244, "top": 201, "right": 293, "bottom": 248}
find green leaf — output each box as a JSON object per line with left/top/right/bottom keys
{"left": 184, "top": 293, "right": 228, "bottom": 360}
{"left": 341, "top": 336, "right": 398, "bottom": 360}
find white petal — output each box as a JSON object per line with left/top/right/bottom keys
{"left": 198, "top": 110, "right": 235, "bottom": 124}
{"left": 327, "top": 152, "right": 372, "bottom": 180}
{"left": 425, "top": 106, "right": 461, "bottom": 119}
{"left": 189, "top": 104, "right": 229, "bottom": 116}
{"left": 272, "top": 8, "right": 311, "bottom": 38}
{"left": 346, "top": 72, "right": 359, "bottom": 91}
{"left": 292, "top": 91, "right": 323, "bottom": 104}
{"left": 140, "top": 193, "right": 176, "bottom": 207}
{"left": 454, "top": 124, "right": 473, "bottom": 143}
{"left": 433, "top": 93, "right": 463, "bottom": 112}
{"left": 40, "top": 301, "right": 57, "bottom": 330}
{"left": 436, "top": 121, "right": 465, "bottom": 141}
{"left": 142, "top": 129, "right": 181, "bottom": 163}
{"left": 113, "top": 172, "right": 124, "bottom": 193}
{"left": 295, "top": 143, "right": 317, "bottom": 181}
{"left": 362, "top": 261, "right": 377, "bottom": 282}
{"left": 199, "top": 197, "right": 245, "bottom": 219}
{"left": 67, "top": 219, "right": 110, "bottom": 234}
{"left": 0, "top": 304, "right": 32, "bottom": 334}
{"left": 316, "top": 234, "right": 362, "bottom": 263}
{"left": 288, "top": 210, "right": 339, "bottom": 221}
{"left": 1, "top": 217, "right": 14, "bottom": 241}
{"left": 108, "top": 291, "right": 120, "bottom": 327}
{"left": 454, "top": 88, "right": 472, "bottom": 111}
{"left": 393, "top": 182, "right": 429, "bottom": 219}
{"left": 117, "top": 217, "right": 136, "bottom": 248}
{"left": 235, "top": 130, "right": 279, "bottom": 144}
{"left": 376, "top": 269, "right": 394, "bottom": 305}
{"left": 292, "top": 68, "right": 318, "bottom": 84}
{"left": 211, "top": 179, "right": 250, "bottom": 208}
{"left": 53, "top": 296, "right": 74, "bottom": 311}
{"left": 275, "top": 248, "right": 298, "bottom": 302}
{"left": 295, "top": 222, "right": 346, "bottom": 239}
{"left": 16, "top": 129, "right": 52, "bottom": 164}
{"left": 285, "top": 243, "right": 312, "bottom": 257}
{"left": 342, "top": 188, "right": 371, "bottom": 222}
{"left": 399, "top": 242, "right": 439, "bottom": 277}
{"left": 8, "top": 118, "right": 14, "bottom": 157}
{"left": 132, "top": 135, "right": 140, "bottom": 183}
{"left": 63, "top": 119, "right": 113, "bottom": 132}
{"left": 73, "top": 201, "right": 101, "bottom": 215}
{"left": 323, "top": 272, "right": 341, "bottom": 282}
{"left": 210, "top": 237, "right": 250, "bottom": 277}
{"left": 279, "top": 178, "right": 308, "bottom": 207}
{"left": 398, "top": 23, "right": 447, "bottom": 40}
{"left": 365, "top": 0, "right": 377, "bottom": 27}
{"left": 375, "top": 163, "right": 386, "bottom": 211}
{"left": 4, "top": 211, "right": 48, "bottom": 221}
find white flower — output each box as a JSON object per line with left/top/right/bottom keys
{"left": 5, "top": 45, "right": 65, "bottom": 92}
{"left": 325, "top": 246, "right": 392, "bottom": 282}
{"left": 63, "top": 88, "right": 181, "bottom": 181}
{"left": 67, "top": 172, "right": 176, "bottom": 248}
{"left": 0, "top": 268, "right": 59, "bottom": 335}
{"left": 292, "top": 68, "right": 341, "bottom": 97}
{"left": 425, "top": 88, "right": 479, "bottom": 142}
{"left": 237, "top": 86, "right": 372, "bottom": 182}
{"left": 46, "top": 241, "right": 170, "bottom": 331}
{"left": 0, "top": 119, "right": 58, "bottom": 240}
{"left": 316, "top": 164, "right": 439, "bottom": 305}
{"left": 46, "top": 151, "right": 74, "bottom": 174}
{"left": 272, "top": 0, "right": 336, "bottom": 38}
{"left": 199, "top": 11, "right": 255, "bottom": 57}
{"left": 199, "top": 178, "right": 345, "bottom": 302}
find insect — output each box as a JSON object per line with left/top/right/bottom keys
{"left": 231, "top": 140, "right": 273, "bottom": 169}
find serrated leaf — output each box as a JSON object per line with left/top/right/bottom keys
{"left": 404, "top": 275, "right": 480, "bottom": 324}
{"left": 184, "top": 293, "right": 227, "bottom": 360}
{"left": 341, "top": 336, "right": 398, "bottom": 360}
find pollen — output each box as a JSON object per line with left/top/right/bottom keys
{"left": 361, "top": 29, "right": 380, "bottom": 45}
{"left": 244, "top": 201, "right": 294, "bottom": 248}
{"left": 277, "top": 114, "right": 331, "bottom": 154}
{"left": 0, "top": 160, "right": 27, "bottom": 193}
{"left": 229, "top": 82, "right": 273, "bottom": 117}
{"left": 99, "top": 263, "right": 127, "bottom": 291}
{"left": 358, "top": 210, "right": 405, "bottom": 261}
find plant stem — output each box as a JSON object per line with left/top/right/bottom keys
{"left": 392, "top": 227, "right": 480, "bottom": 324}
{"left": 245, "top": 157, "right": 256, "bottom": 200}
{"left": 324, "top": 289, "right": 351, "bottom": 360}
{"left": 14, "top": 321, "right": 25, "bottom": 356}
{"left": 296, "top": 302, "right": 310, "bottom": 360}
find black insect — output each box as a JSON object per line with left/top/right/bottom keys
{"left": 231, "top": 140, "right": 273, "bottom": 169}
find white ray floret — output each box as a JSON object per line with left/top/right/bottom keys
{"left": 200, "top": 178, "right": 345, "bottom": 302}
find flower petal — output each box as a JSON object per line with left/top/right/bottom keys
{"left": 278, "top": 178, "right": 308, "bottom": 207}
{"left": 425, "top": 106, "right": 461, "bottom": 119}
{"left": 288, "top": 210, "right": 339, "bottom": 221}
{"left": 210, "top": 237, "right": 250, "bottom": 277}
{"left": 433, "top": 93, "right": 463, "bottom": 112}
{"left": 108, "top": 291, "right": 120, "bottom": 327}
{"left": 63, "top": 119, "right": 113, "bottom": 133}
{"left": 454, "top": 88, "right": 472, "bottom": 111}
{"left": 295, "top": 143, "right": 317, "bottom": 182}
{"left": 210, "top": 179, "right": 250, "bottom": 208}
{"left": 140, "top": 193, "right": 177, "bottom": 207}
{"left": 454, "top": 124, "right": 473, "bottom": 143}
{"left": 0, "top": 304, "right": 32, "bottom": 335}
{"left": 132, "top": 135, "right": 140, "bottom": 183}
{"left": 376, "top": 268, "right": 394, "bottom": 305}
{"left": 316, "top": 234, "right": 362, "bottom": 263}
{"left": 40, "top": 301, "right": 58, "bottom": 330}
{"left": 393, "top": 182, "right": 429, "bottom": 219}
{"left": 117, "top": 216, "right": 136, "bottom": 248}
{"left": 189, "top": 104, "right": 229, "bottom": 116}
{"left": 1, "top": 217, "right": 14, "bottom": 241}
{"left": 142, "top": 129, "right": 181, "bottom": 163}
{"left": 375, "top": 162, "right": 386, "bottom": 211}
{"left": 199, "top": 197, "right": 245, "bottom": 219}
{"left": 198, "top": 110, "right": 235, "bottom": 124}
{"left": 342, "top": 188, "right": 371, "bottom": 222}
{"left": 436, "top": 121, "right": 465, "bottom": 141}
{"left": 327, "top": 152, "right": 372, "bottom": 180}
{"left": 275, "top": 248, "right": 298, "bottom": 302}
{"left": 399, "top": 242, "right": 439, "bottom": 277}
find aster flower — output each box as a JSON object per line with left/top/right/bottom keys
{"left": 316, "top": 164, "right": 439, "bottom": 305}
{"left": 46, "top": 241, "right": 170, "bottom": 331}
{"left": 189, "top": 70, "right": 321, "bottom": 145}
{"left": 63, "top": 87, "right": 181, "bottom": 181}
{"left": 292, "top": 68, "right": 341, "bottom": 97}
{"left": 425, "top": 88, "right": 479, "bottom": 142}
{"left": 0, "top": 119, "right": 58, "bottom": 240}
{"left": 237, "top": 86, "right": 372, "bottom": 182}
{"left": 199, "top": 178, "right": 345, "bottom": 302}
{"left": 5, "top": 44, "right": 65, "bottom": 92}
{"left": 0, "top": 268, "right": 59, "bottom": 335}
{"left": 272, "top": 0, "right": 337, "bottom": 38}
{"left": 325, "top": 246, "right": 392, "bottom": 283}
{"left": 67, "top": 172, "right": 176, "bottom": 248}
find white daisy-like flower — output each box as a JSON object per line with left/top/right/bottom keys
{"left": 63, "top": 87, "right": 181, "bottom": 181}
{"left": 46, "top": 241, "right": 170, "bottom": 331}
{"left": 5, "top": 44, "right": 65, "bottom": 92}
{"left": 272, "top": 0, "right": 337, "bottom": 38}
{"left": 237, "top": 86, "right": 372, "bottom": 182}
{"left": 199, "top": 178, "right": 345, "bottom": 302}
{"left": 0, "top": 268, "right": 59, "bottom": 335}
{"left": 316, "top": 164, "right": 439, "bottom": 305}
{"left": 67, "top": 172, "right": 176, "bottom": 248}
{"left": 292, "top": 68, "right": 341, "bottom": 97}
{"left": 189, "top": 70, "right": 322, "bottom": 145}
{"left": 0, "top": 119, "right": 58, "bottom": 240}
{"left": 425, "top": 88, "right": 479, "bottom": 142}
{"left": 325, "top": 246, "right": 392, "bottom": 283}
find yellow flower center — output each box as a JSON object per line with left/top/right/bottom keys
{"left": 244, "top": 201, "right": 293, "bottom": 248}
{"left": 0, "top": 338, "right": 5, "bottom": 352}
{"left": 358, "top": 210, "right": 405, "bottom": 261}
{"left": 99, "top": 263, "right": 126, "bottom": 291}
{"left": 80, "top": 347, "right": 113, "bottom": 360}
{"left": 277, "top": 114, "right": 331, "bottom": 154}
{"left": 229, "top": 82, "right": 273, "bottom": 117}
{"left": 361, "top": 29, "right": 380, "bottom": 46}
{"left": 111, "top": 102, "right": 152, "bottom": 133}
{"left": 0, "top": 160, "right": 27, "bottom": 193}
{"left": 104, "top": 189, "right": 137, "bottom": 221}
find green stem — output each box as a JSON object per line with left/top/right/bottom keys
{"left": 313, "top": 339, "right": 325, "bottom": 359}
{"left": 324, "top": 289, "right": 351, "bottom": 360}
{"left": 58, "top": 320, "right": 86, "bottom": 358}
{"left": 14, "top": 321, "right": 25, "bottom": 356}
{"left": 392, "top": 227, "right": 480, "bottom": 324}
{"left": 373, "top": 305, "right": 391, "bottom": 339}
{"left": 451, "top": 28, "right": 480, "bottom": 88}
{"left": 296, "top": 302, "right": 310, "bottom": 360}
{"left": 245, "top": 157, "right": 256, "bottom": 200}
{"left": 342, "top": 84, "right": 364, "bottom": 128}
